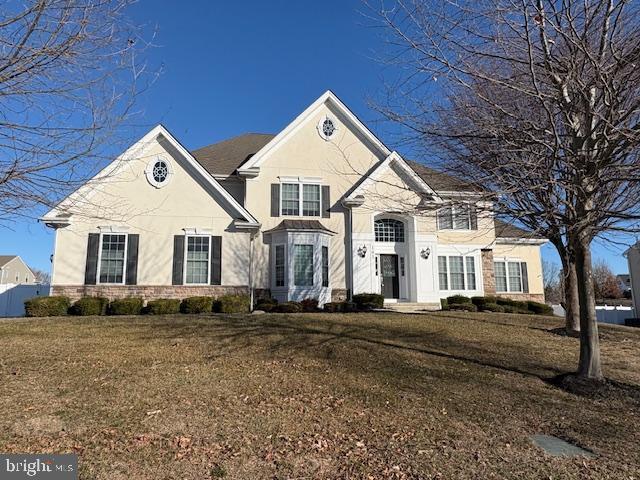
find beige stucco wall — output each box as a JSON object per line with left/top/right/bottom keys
{"left": 0, "top": 258, "right": 35, "bottom": 284}
{"left": 492, "top": 243, "right": 544, "bottom": 296}
{"left": 52, "top": 138, "right": 250, "bottom": 287}
{"left": 244, "top": 103, "right": 386, "bottom": 289}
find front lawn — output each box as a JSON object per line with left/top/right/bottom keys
{"left": 1, "top": 312, "right": 638, "bottom": 479}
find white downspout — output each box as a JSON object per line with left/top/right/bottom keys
{"left": 347, "top": 206, "right": 353, "bottom": 301}
{"left": 248, "top": 231, "right": 255, "bottom": 311}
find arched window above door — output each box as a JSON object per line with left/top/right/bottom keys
{"left": 374, "top": 218, "right": 405, "bottom": 242}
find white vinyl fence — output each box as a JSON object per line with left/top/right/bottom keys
{"left": 0, "top": 284, "right": 49, "bottom": 317}
{"left": 595, "top": 305, "right": 635, "bottom": 325}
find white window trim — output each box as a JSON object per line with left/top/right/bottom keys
{"left": 183, "top": 234, "right": 211, "bottom": 286}
{"left": 97, "top": 233, "right": 128, "bottom": 285}
{"left": 494, "top": 259, "right": 524, "bottom": 293}
{"left": 438, "top": 255, "right": 477, "bottom": 292}
{"left": 279, "top": 180, "right": 322, "bottom": 218}
{"left": 144, "top": 156, "right": 174, "bottom": 189}
{"left": 438, "top": 205, "right": 472, "bottom": 231}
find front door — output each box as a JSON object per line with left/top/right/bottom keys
{"left": 380, "top": 254, "right": 399, "bottom": 299}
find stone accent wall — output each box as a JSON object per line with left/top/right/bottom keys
{"left": 481, "top": 249, "right": 496, "bottom": 295}
{"left": 496, "top": 293, "right": 545, "bottom": 303}
{"left": 331, "top": 289, "right": 348, "bottom": 302}
{"left": 52, "top": 285, "right": 249, "bottom": 303}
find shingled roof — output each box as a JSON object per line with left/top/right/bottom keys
{"left": 191, "top": 133, "right": 275, "bottom": 176}
{"left": 263, "top": 220, "right": 336, "bottom": 234}
{"left": 407, "top": 160, "right": 482, "bottom": 192}
{"left": 494, "top": 220, "right": 545, "bottom": 239}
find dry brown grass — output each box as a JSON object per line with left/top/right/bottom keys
{"left": 1, "top": 311, "right": 639, "bottom": 479}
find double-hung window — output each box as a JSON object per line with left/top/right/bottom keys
{"left": 437, "top": 206, "right": 472, "bottom": 230}
{"left": 99, "top": 234, "right": 127, "bottom": 283}
{"left": 281, "top": 182, "right": 321, "bottom": 217}
{"left": 294, "top": 244, "right": 314, "bottom": 286}
{"left": 321, "top": 246, "right": 329, "bottom": 287}
{"left": 438, "top": 255, "right": 477, "bottom": 291}
{"left": 494, "top": 261, "right": 525, "bottom": 292}
{"left": 185, "top": 236, "right": 210, "bottom": 284}
{"left": 275, "top": 245, "right": 285, "bottom": 287}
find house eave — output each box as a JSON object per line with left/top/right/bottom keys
{"left": 495, "top": 237, "right": 547, "bottom": 245}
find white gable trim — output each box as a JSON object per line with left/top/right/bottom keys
{"left": 43, "top": 125, "right": 259, "bottom": 226}
{"left": 238, "top": 90, "right": 391, "bottom": 172}
{"left": 346, "top": 151, "right": 443, "bottom": 202}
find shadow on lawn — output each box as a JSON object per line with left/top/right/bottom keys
{"left": 140, "top": 314, "right": 565, "bottom": 382}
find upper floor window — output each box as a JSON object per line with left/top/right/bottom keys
{"left": 281, "top": 183, "right": 321, "bottom": 217}
{"left": 374, "top": 219, "right": 405, "bottom": 242}
{"left": 99, "top": 234, "right": 127, "bottom": 284}
{"left": 437, "top": 206, "right": 474, "bottom": 230}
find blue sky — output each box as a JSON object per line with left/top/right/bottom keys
{"left": 0, "top": 0, "right": 632, "bottom": 275}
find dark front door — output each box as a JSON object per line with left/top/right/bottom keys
{"left": 380, "top": 254, "right": 399, "bottom": 299}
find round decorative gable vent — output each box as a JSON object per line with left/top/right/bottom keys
{"left": 317, "top": 116, "right": 337, "bottom": 140}
{"left": 145, "top": 157, "right": 173, "bottom": 188}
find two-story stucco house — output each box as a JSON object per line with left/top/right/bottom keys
{"left": 41, "top": 91, "right": 546, "bottom": 307}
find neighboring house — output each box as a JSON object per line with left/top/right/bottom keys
{"left": 0, "top": 256, "right": 36, "bottom": 285}
{"left": 617, "top": 274, "right": 632, "bottom": 294}
{"left": 624, "top": 244, "right": 640, "bottom": 315}
{"left": 40, "top": 91, "right": 546, "bottom": 307}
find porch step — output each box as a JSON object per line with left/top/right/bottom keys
{"left": 384, "top": 302, "right": 442, "bottom": 313}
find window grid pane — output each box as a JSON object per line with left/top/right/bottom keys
{"left": 438, "top": 256, "right": 448, "bottom": 290}
{"left": 322, "top": 246, "right": 329, "bottom": 287}
{"left": 438, "top": 208, "right": 453, "bottom": 230}
{"left": 454, "top": 207, "right": 471, "bottom": 230}
{"left": 275, "top": 245, "right": 285, "bottom": 287}
{"left": 99, "top": 234, "right": 126, "bottom": 283}
{"left": 449, "top": 256, "right": 465, "bottom": 290}
{"left": 294, "top": 244, "right": 314, "bottom": 286}
{"left": 186, "top": 236, "right": 209, "bottom": 284}
{"left": 494, "top": 262, "right": 507, "bottom": 292}
{"left": 466, "top": 257, "right": 476, "bottom": 290}
{"left": 302, "top": 184, "right": 321, "bottom": 216}
{"left": 508, "top": 262, "right": 522, "bottom": 292}
{"left": 281, "top": 184, "right": 299, "bottom": 216}
{"left": 374, "top": 219, "right": 405, "bottom": 242}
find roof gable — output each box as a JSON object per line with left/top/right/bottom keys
{"left": 42, "top": 125, "right": 259, "bottom": 227}
{"left": 238, "top": 90, "right": 391, "bottom": 172}
{"left": 0, "top": 255, "right": 18, "bottom": 268}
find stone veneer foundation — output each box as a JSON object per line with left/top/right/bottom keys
{"left": 52, "top": 285, "right": 250, "bottom": 303}
{"left": 495, "top": 293, "right": 545, "bottom": 303}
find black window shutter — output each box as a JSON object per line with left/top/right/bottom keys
{"left": 470, "top": 205, "right": 478, "bottom": 230}
{"left": 125, "top": 234, "right": 139, "bottom": 285}
{"left": 322, "top": 185, "right": 330, "bottom": 218}
{"left": 521, "top": 262, "right": 529, "bottom": 293}
{"left": 211, "top": 236, "right": 222, "bottom": 285}
{"left": 270, "top": 184, "right": 280, "bottom": 217}
{"left": 84, "top": 233, "right": 100, "bottom": 285}
{"left": 172, "top": 235, "right": 185, "bottom": 285}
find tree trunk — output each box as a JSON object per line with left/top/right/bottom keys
{"left": 573, "top": 237, "right": 603, "bottom": 380}
{"left": 564, "top": 262, "right": 581, "bottom": 335}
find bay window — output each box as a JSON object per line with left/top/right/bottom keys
{"left": 322, "top": 246, "right": 329, "bottom": 287}
{"left": 438, "top": 255, "right": 477, "bottom": 291}
{"left": 294, "top": 244, "right": 314, "bottom": 286}
{"left": 275, "top": 245, "right": 285, "bottom": 287}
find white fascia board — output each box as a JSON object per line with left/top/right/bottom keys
{"left": 346, "top": 151, "right": 442, "bottom": 202}
{"left": 494, "top": 238, "right": 548, "bottom": 245}
{"left": 238, "top": 90, "right": 391, "bottom": 172}
{"left": 44, "top": 124, "right": 259, "bottom": 227}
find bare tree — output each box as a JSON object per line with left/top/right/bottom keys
{"left": 30, "top": 268, "right": 51, "bottom": 284}
{"left": 0, "top": 0, "right": 157, "bottom": 222}
{"left": 542, "top": 259, "right": 562, "bottom": 303}
{"left": 367, "top": 0, "right": 640, "bottom": 381}
{"left": 592, "top": 260, "right": 622, "bottom": 301}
